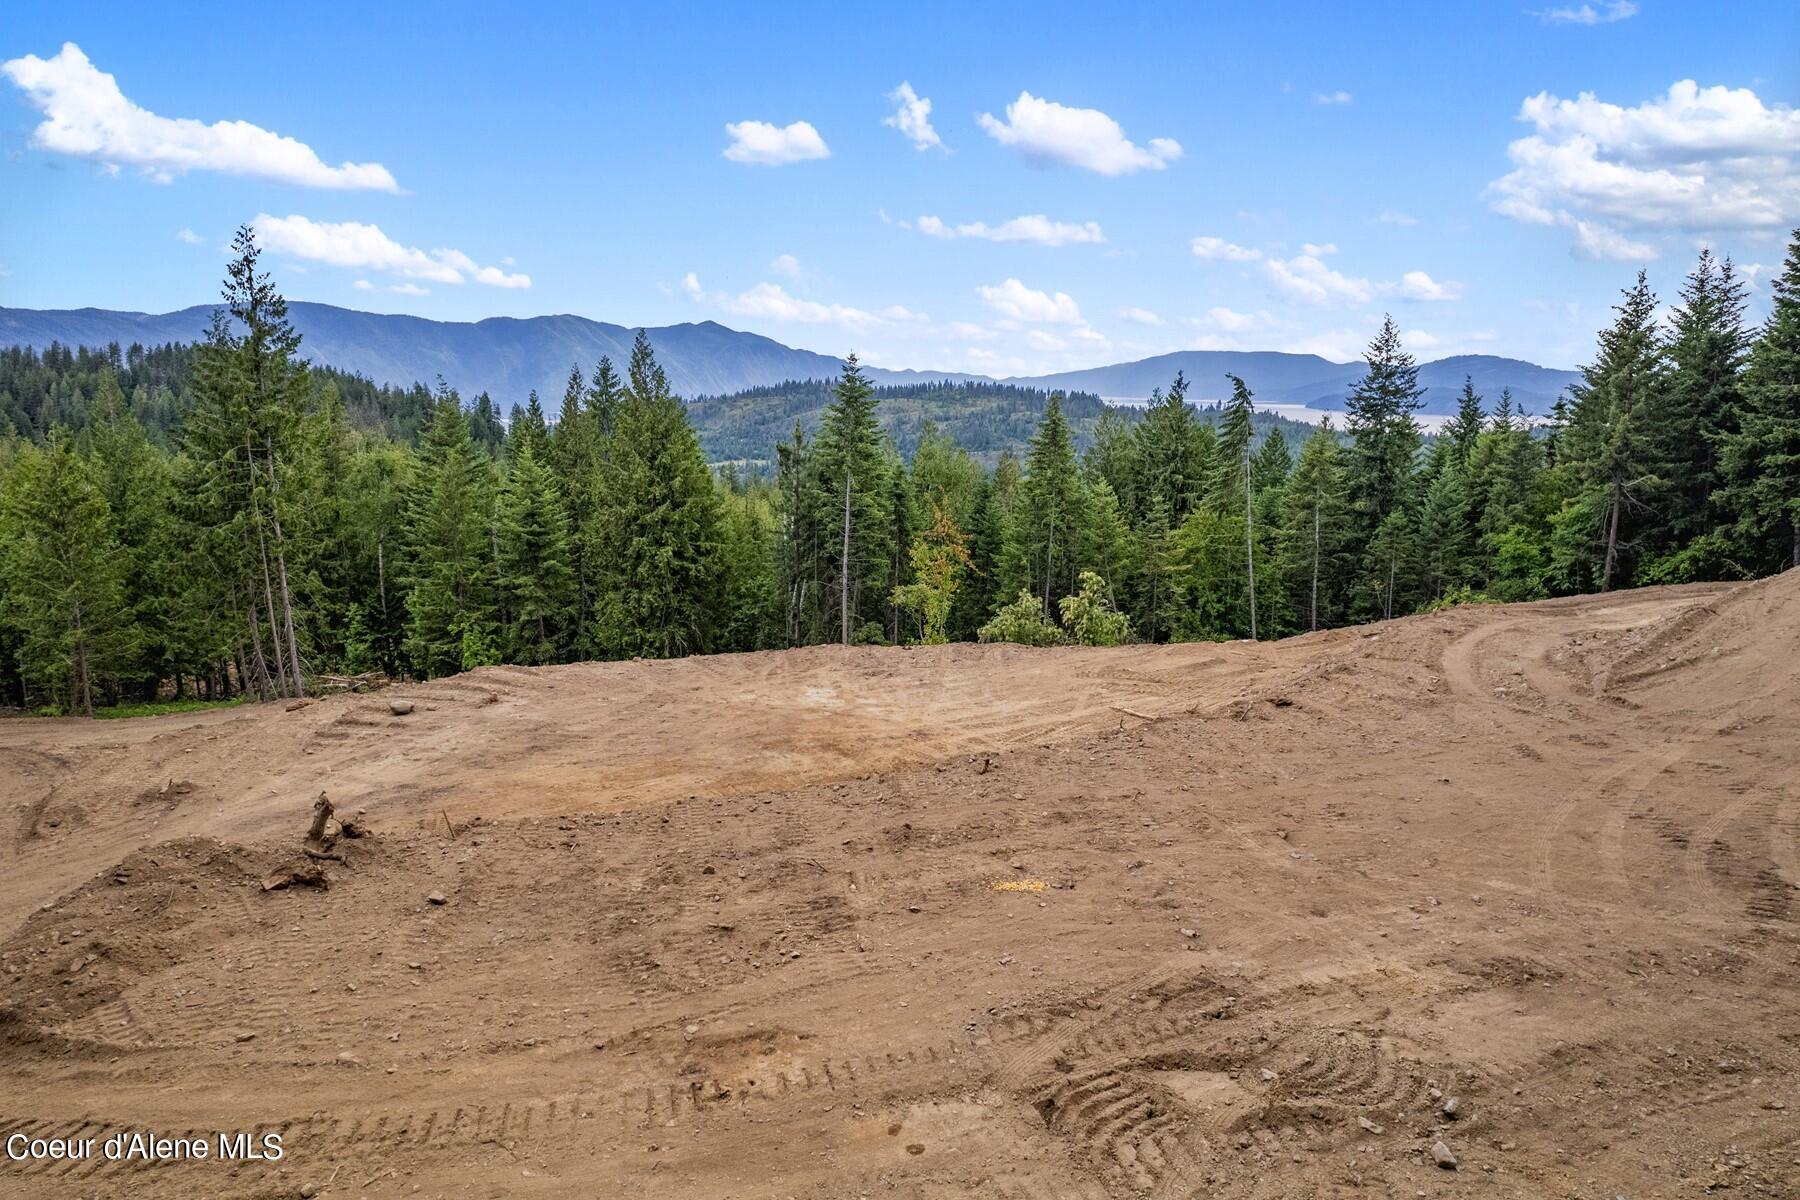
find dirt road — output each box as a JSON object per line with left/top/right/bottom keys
{"left": 1, "top": 575, "right": 1795, "bottom": 1197}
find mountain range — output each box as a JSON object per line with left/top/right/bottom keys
{"left": 0, "top": 302, "right": 1581, "bottom": 417}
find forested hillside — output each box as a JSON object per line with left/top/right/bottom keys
{"left": 0, "top": 227, "right": 1794, "bottom": 714}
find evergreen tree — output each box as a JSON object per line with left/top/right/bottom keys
{"left": 1552, "top": 272, "right": 1666, "bottom": 591}
{"left": 1084, "top": 406, "right": 1139, "bottom": 513}
{"left": 82, "top": 370, "right": 178, "bottom": 693}
{"left": 1278, "top": 423, "right": 1350, "bottom": 631}
{"left": 1415, "top": 442, "right": 1473, "bottom": 600}
{"left": 810, "top": 355, "right": 893, "bottom": 644}
{"left": 1076, "top": 478, "right": 1137, "bottom": 611}
{"left": 1718, "top": 229, "right": 1800, "bottom": 571}
{"left": 494, "top": 443, "right": 575, "bottom": 664}
{"left": 1652, "top": 249, "right": 1749, "bottom": 558}
{"left": 0, "top": 432, "right": 136, "bottom": 714}
{"left": 586, "top": 356, "right": 624, "bottom": 442}
{"left": 1133, "top": 373, "right": 1211, "bottom": 523}
{"left": 1209, "top": 375, "right": 1261, "bottom": 637}
{"left": 405, "top": 392, "right": 496, "bottom": 676}
{"left": 1343, "top": 317, "right": 1425, "bottom": 616}
{"left": 1001, "top": 394, "right": 1085, "bottom": 611}
{"left": 1445, "top": 377, "right": 1486, "bottom": 467}
{"left": 591, "top": 331, "right": 725, "bottom": 658}
{"left": 511, "top": 390, "right": 549, "bottom": 462}
{"left": 182, "top": 226, "right": 313, "bottom": 699}
{"left": 717, "top": 482, "right": 781, "bottom": 652}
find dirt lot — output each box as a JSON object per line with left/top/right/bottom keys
{"left": 1, "top": 574, "right": 1796, "bottom": 1199}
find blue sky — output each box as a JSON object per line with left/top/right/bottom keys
{"left": 2, "top": 1, "right": 1796, "bottom": 374}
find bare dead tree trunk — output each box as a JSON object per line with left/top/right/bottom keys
{"left": 1310, "top": 499, "right": 1321, "bottom": 632}
{"left": 1602, "top": 474, "right": 1623, "bottom": 591}
{"left": 72, "top": 598, "right": 94, "bottom": 717}
{"left": 266, "top": 433, "right": 306, "bottom": 698}
{"left": 840, "top": 471, "right": 853, "bottom": 646}
{"left": 1244, "top": 451, "right": 1257, "bottom": 641}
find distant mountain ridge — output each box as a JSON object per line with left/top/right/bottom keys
{"left": 0, "top": 302, "right": 1580, "bottom": 416}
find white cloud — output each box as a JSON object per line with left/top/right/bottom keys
{"left": 723, "top": 119, "right": 830, "bottom": 166}
{"left": 1315, "top": 91, "right": 1354, "bottom": 106}
{"left": 915, "top": 213, "right": 1106, "bottom": 247}
{"left": 252, "top": 214, "right": 530, "bottom": 288}
{"left": 1394, "top": 270, "right": 1463, "bottom": 301}
{"left": 1, "top": 43, "right": 398, "bottom": 190}
{"left": 389, "top": 282, "right": 430, "bottom": 296}
{"left": 175, "top": 227, "right": 203, "bottom": 245}
{"left": 977, "top": 91, "right": 1181, "bottom": 175}
{"left": 1487, "top": 80, "right": 1800, "bottom": 253}
{"left": 769, "top": 253, "right": 802, "bottom": 278}
{"left": 1568, "top": 217, "right": 1659, "bottom": 261}
{"left": 884, "top": 82, "right": 942, "bottom": 151}
{"left": 1264, "top": 249, "right": 1375, "bottom": 305}
{"left": 1198, "top": 306, "right": 1271, "bottom": 334}
{"left": 1190, "top": 236, "right": 1262, "bottom": 262}
{"left": 1532, "top": 1, "right": 1637, "bottom": 25}
{"left": 1301, "top": 242, "right": 1339, "bottom": 257}
{"left": 352, "top": 279, "right": 374, "bottom": 291}
{"left": 1116, "top": 306, "right": 1164, "bottom": 327}
{"left": 1378, "top": 210, "right": 1419, "bottom": 226}
{"left": 975, "top": 278, "right": 1084, "bottom": 324}
{"left": 684, "top": 272, "right": 924, "bottom": 331}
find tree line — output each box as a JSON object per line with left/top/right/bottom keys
{"left": 1, "top": 227, "right": 1795, "bottom": 715}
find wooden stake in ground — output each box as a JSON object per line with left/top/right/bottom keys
{"left": 306, "top": 792, "right": 334, "bottom": 847}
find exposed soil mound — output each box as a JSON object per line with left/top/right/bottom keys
{"left": 0, "top": 579, "right": 1794, "bottom": 1199}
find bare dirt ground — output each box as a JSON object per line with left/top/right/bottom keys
{"left": 1, "top": 574, "right": 1796, "bottom": 1199}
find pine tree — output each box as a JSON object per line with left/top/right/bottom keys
{"left": 1133, "top": 373, "right": 1211, "bottom": 523}
{"left": 774, "top": 420, "right": 823, "bottom": 644}
{"left": 1552, "top": 272, "right": 1666, "bottom": 591}
{"left": 0, "top": 432, "right": 137, "bottom": 714}
{"left": 1445, "top": 377, "right": 1486, "bottom": 467}
{"left": 182, "top": 226, "right": 313, "bottom": 699}
{"left": 810, "top": 355, "right": 893, "bottom": 644}
{"left": 1084, "top": 406, "right": 1140, "bottom": 514}
{"left": 1343, "top": 317, "right": 1425, "bottom": 616}
{"left": 1278, "top": 423, "right": 1350, "bottom": 631}
{"left": 1002, "top": 394, "right": 1085, "bottom": 611}
{"left": 1415, "top": 442, "right": 1472, "bottom": 600}
{"left": 1209, "top": 375, "right": 1260, "bottom": 637}
{"left": 405, "top": 393, "right": 496, "bottom": 676}
{"left": 1718, "top": 228, "right": 1800, "bottom": 571}
{"left": 591, "top": 331, "right": 724, "bottom": 658}
{"left": 1076, "top": 478, "right": 1137, "bottom": 610}
{"left": 1654, "top": 249, "right": 1749, "bottom": 557}
{"left": 494, "top": 443, "right": 575, "bottom": 664}
{"left": 587, "top": 356, "right": 624, "bottom": 443}
{"left": 511, "top": 390, "right": 549, "bottom": 462}
{"left": 82, "top": 369, "right": 177, "bottom": 693}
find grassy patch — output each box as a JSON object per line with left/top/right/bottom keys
{"left": 93, "top": 697, "right": 246, "bottom": 720}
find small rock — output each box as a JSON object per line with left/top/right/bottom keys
{"left": 907, "top": 904, "right": 922, "bottom": 913}
{"left": 1442, "top": 1096, "right": 1461, "bottom": 1119}
{"left": 427, "top": 891, "right": 448, "bottom": 906}
{"left": 684, "top": 1024, "right": 700, "bottom": 1035}
{"left": 300, "top": 1186, "right": 318, "bottom": 1199}
{"left": 336, "top": 1051, "right": 364, "bottom": 1067}
{"left": 1431, "top": 1141, "right": 1458, "bottom": 1170}
{"left": 233, "top": 1031, "right": 256, "bottom": 1043}
{"left": 389, "top": 699, "right": 415, "bottom": 716}
{"left": 1180, "top": 928, "right": 1199, "bottom": 939}
{"left": 701, "top": 865, "right": 715, "bottom": 875}
{"left": 1357, "top": 1116, "right": 1384, "bottom": 1134}
{"left": 1259, "top": 1068, "right": 1278, "bottom": 1082}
